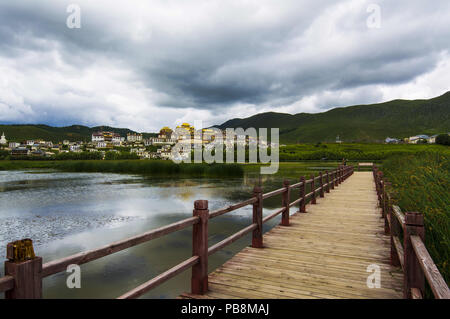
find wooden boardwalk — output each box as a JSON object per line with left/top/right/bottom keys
{"left": 181, "top": 172, "right": 404, "bottom": 299}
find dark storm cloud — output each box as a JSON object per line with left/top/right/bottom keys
{"left": 0, "top": 0, "right": 449, "bottom": 130}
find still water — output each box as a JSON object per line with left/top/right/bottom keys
{"left": 0, "top": 168, "right": 319, "bottom": 298}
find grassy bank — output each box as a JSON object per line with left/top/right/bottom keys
{"left": 0, "top": 160, "right": 244, "bottom": 177}
{"left": 280, "top": 143, "right": 449, "bottom": 161}
{"left": 382, "top": 152, "right": 449, "bottom": 292}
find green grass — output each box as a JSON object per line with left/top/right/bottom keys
{"left": 279, "top": 143, "right": 449, "bottom": 161}
{"left": 0, "top": 160, "right": 244, "bottom": 177}
{"left": 382, "top": 152, "right": 449, "bottom": 295}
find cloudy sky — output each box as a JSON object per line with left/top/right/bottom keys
{"left": 0, "top": 0, "right": 449, "bottom": 132}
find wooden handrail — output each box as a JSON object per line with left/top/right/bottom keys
{"left": 392, "top": 235, "right": 404, "bottom": 270}
{"left": 262, "top": 187, "right": 285, "bottom": 200}
{"left": 2, "top": 165, "right": 355, "bottom": 299}
{"left": 410, "top": 235, "right": 450, "bottom": 299}
{"left": 0, "top": 275, "right": 14, "bottom": 293}
{"left": 374, "top": 166, "right": 449, "bottom": 299}
{"left": 42, "top": 216, "right": 200, "bottom": 277}
{"left": 208, "top": 223, "right": 258, "bottom": 256}
{"left": 392, "top": 205, "right": 406, "bottom": 229}
{"left": 117, "top": 256, "right": 199, "bottom": 299}
{"left": 209, "top": 197, "right": 257, "bottom": 219}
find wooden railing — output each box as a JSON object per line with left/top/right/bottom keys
{"left": 0, "top": 165, "right": 354, "bottom": 299}
{"left": 373, "top": 166, "right": 450, "bottom": 299}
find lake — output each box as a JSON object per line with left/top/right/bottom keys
{"left": 0, "top": 164, "right": 335, "bottom": 298}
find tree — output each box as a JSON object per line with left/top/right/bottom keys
{"left": 435, "top": 134, "right": 450, "bottom": 146}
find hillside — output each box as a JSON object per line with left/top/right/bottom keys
{"left": 0, "top": 124, "right": 147, "bottom": 143}
{"left": 216, "top": 91, "right": 450, "bottom": 143}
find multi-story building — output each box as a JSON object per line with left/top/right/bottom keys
{"left": 127, "top": 133, "right": 143, "bottom": 142}
{"left": 92, "top": 132, "right": 122, "bottom": 144}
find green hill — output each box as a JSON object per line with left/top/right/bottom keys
{"left": 216, "top": 91, "right": 450, "bottom": 143}
{"left": 0, "top": 124, "right": 147, "bottom": 143}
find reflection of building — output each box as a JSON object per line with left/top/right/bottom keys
{"left": 0, "top": 132, "right": 7, "bottom": 145}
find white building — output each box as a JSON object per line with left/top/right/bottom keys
{"left": 9, "top": 142, "right": 20, "bottom": 148}
{"left": 92, "top": 132, "right": 104, "bottom": 142}
{"left": 0, "top": 132, "right": 7, "bottom": 145}
{"left": 127, "top": 133, "right": 143, "bottom": 142}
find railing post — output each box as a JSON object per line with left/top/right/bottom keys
{"left": 326, "top": 171, "right": 330, "bottom": 193}
{"left": 331, "top": 170, "right": 335, "bottom": 189}
{"left": 5, "top": 239, "right": 42, "bottom": 299}
{"left": 319, "top": 172, "right": 324, "bottom": 198}
{"left": 299, "top": 176, "right": 306, "bottom": 213}
{"left": 403, "top": 212, "right": 425, "bottom": 299}
{"left": 191, "top": 200, "right": 209, "bottom": 295}
{"left": 311, "top": 174, "right": 316, "bottom": 204}
{"left": 252, "top": 186, "right": 263, "bottom": 248}
{"left": 281, "top": 180, "right": 290, "bottom": 226}
{"left": 389, "top": 206, "right": 400, "bottom": 267}
{"left": 334, "top": 168, "right": 338, "bottom": 187}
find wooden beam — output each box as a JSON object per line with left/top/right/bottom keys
{"left": 252, "top": 186, "right": 263, "bottom": 248}
{"left": 209, "top": 197, "right": 257, "bottom": 219}
{"left": 208, "top": 224, "right": 258, "bottom": 256}
{"left": 410, "top": 235, "right": 450, "bottom": 299}
{"left": 0, "top": 275, "right": 14, "bottom": 293}
{"left": 42, "top": 216, "right": 199, "bottom": 277}
{"left": 403, "top": 212, "right": 425, "bottom": 299}
{"left": 118, "top": 256, "right": 199, "bottom": 299}
{"left": 191, "top": 200, "right": 209, "bottom": 295}
{"left": 281, "top": 180, "right": 290, "bottom": 226}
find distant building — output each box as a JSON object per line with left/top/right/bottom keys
{"left": 11, "top": 147, "right": 30, "bottom": 156}
{"left": 158, "top": 127, "right": 173, "bottom": 139}
{"left": 0, "top": 132, "right": 7, "bottom": 145}
{"left": 428, "top": 135, "right": 439, "bottom": 144}
{"left": 92, "top": 132, "right": 122, "bottom": 143}
{"left": 9, "top": 142, "right": 20, "bottom": 149}
{"left": 385, "top": 137, "right": 400, "bottom": 144}
{"left": 336, "top": 135, "right": 342, "bottom": 144}
{"left": 127, "top": 133, "right": 143, "bottom": 142}
{"left": 408, "top": 135, "right": 429, "bottom": 144}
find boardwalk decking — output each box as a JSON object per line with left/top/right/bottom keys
{"left": 181, "top": 172, "right": 404, "bottom": 299}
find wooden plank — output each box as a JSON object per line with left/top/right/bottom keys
{"left": 42, "top": 216, "right": 199, "bottom": 277}
{"left": 410, "top": 235, "right": 450, "bottom": 299}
